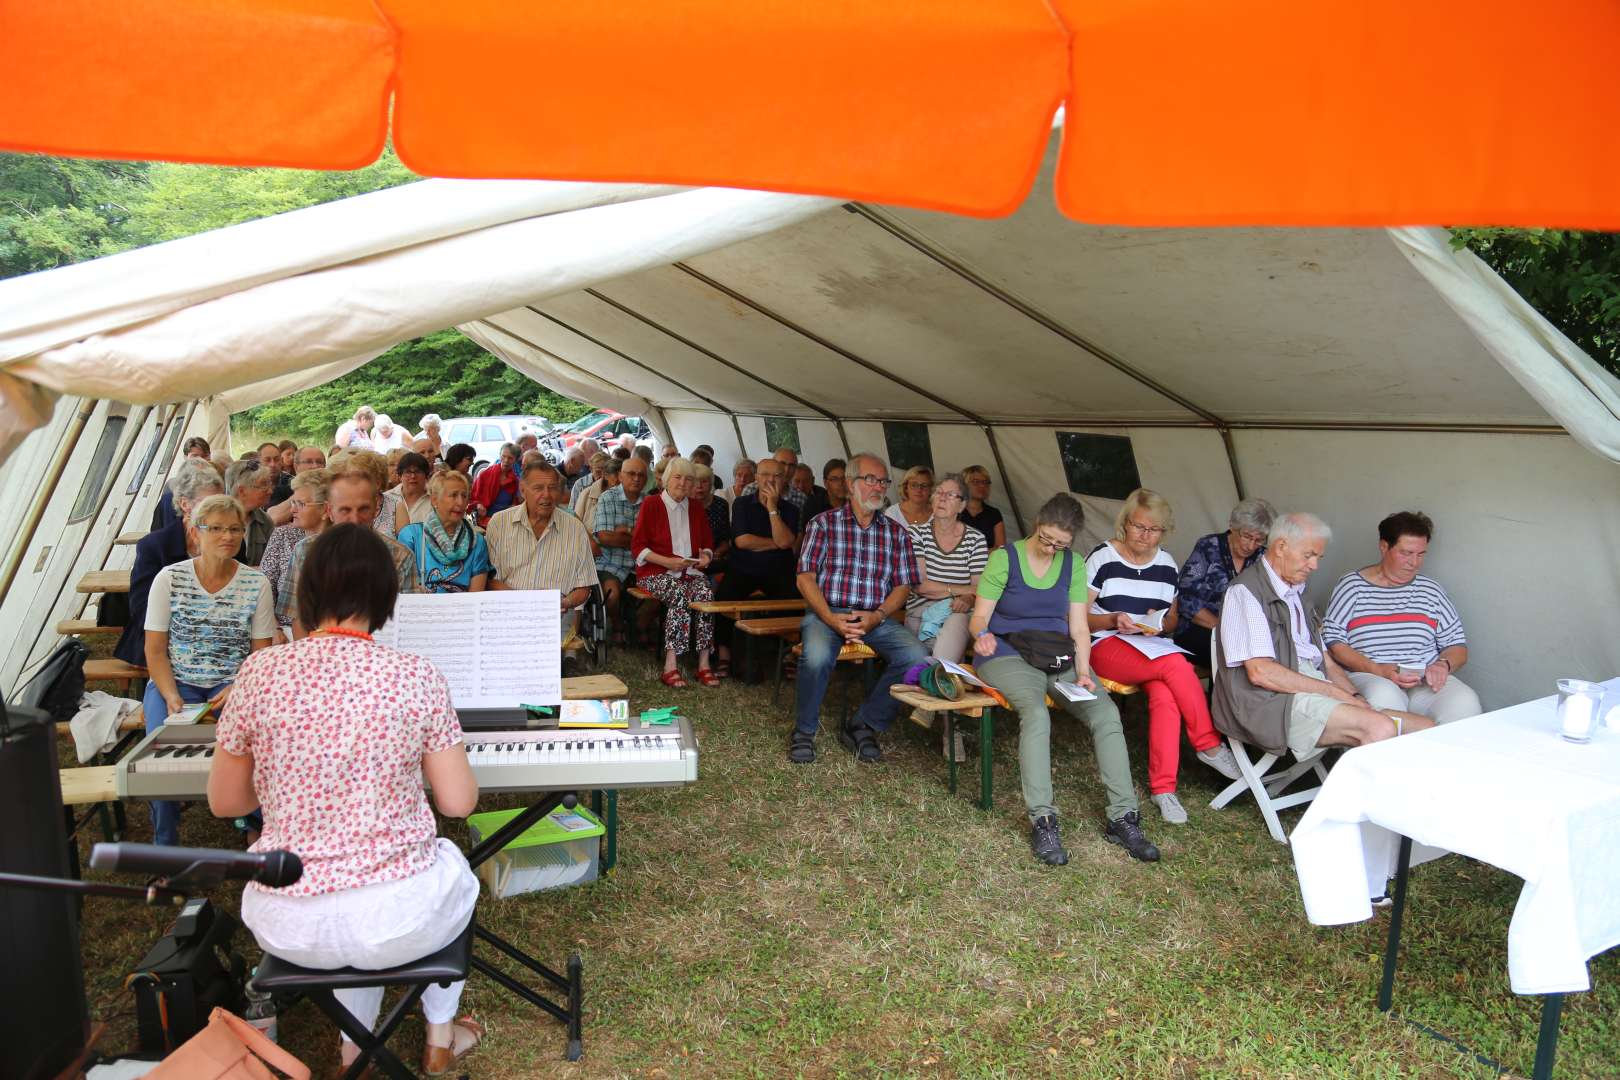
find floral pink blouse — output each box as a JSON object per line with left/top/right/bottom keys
{"left": 216, "top": 635, "right": 463, "bottom": 896}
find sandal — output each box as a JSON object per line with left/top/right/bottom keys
{"left": 660, "top": 669, "right": 689, "bottom": 689}
{"left": 713, "top": 658, "right": 731, "bottom": 679}
{"left": 695, "top": 667, "right": 721, "bottom": 688}
{"left": 422, "top": 1016, "right": 484, "bottom": 1076}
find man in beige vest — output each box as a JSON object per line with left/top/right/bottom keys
{"left": 1212, "top": 512, "right": 1433, "bottom": 759}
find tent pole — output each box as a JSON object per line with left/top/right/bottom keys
{"left": 729, "top": 414, "right": 748, "bottom": 460}
{"left": 982, "top": 425, "right": 1027, "bottom": 537}
{"left": 1220, "top": 429, "right": 1248, "bottom": 500}
{"left": 833, "top": 420, "right": 852, "bottom": 457}
{"left": 0, "top": 397, "right": 95, "bottom": 606}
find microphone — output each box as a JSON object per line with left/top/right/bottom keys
{"left": 90, "top": 843, "right": 303, "bottom": 889}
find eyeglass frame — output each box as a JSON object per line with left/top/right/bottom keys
{"left": 195, "top": 523, "right": 247, "bottom": 537}
{"left": 850, "top": 473, "right": 892, "bottom": 490}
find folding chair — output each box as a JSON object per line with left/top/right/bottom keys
{"left": 1206, "top": 633, "right": 1330, "bottom": 844}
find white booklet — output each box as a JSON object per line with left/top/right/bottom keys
{"left": 938, "top": 659, "right": 989, "bottom": 688}
{"left": 1130, "top": 608, "right": 1168, "bottom": 633}
{"left": 1119, "top": 634, "right": 1189, "bottom": 660}
{"left": 1053, "top": 680, "right": 1097, "bottom": 702}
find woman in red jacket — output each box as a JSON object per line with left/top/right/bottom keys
{"left": 632, "top": 456, "right": 719, "bottom": 688}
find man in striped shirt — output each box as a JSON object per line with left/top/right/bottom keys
{"left": 1322, "top": 511, "right": 1482, "bottom": 724}
{"left": 790, "top": 452, "right": 927, "bottom": 765}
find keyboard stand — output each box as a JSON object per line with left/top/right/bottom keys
{"left": 463, "top": 791, "right": 585, "bottom": 1061}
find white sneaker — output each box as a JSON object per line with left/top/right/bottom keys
{"left": 1197, "top": 743, "right": 1243, "bottom": 781}
{"left": 942, "top": 729, "right": 966, "bottom": 763}
{"left": 1152, "top": 792, "right": 1188, "bottom": 824}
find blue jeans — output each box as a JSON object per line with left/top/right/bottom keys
{"left": 141, "top": 678, "right": 229, "bottom": 846}
{"left": 794, "top": 610, "right": 928, "bottom": 737}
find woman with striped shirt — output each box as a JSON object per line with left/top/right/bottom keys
{"left": 904, "top": 474, "right": 989, "bottom": 662}
{"left": 1086, "top": 489, "right": 1240, "bottom": 825}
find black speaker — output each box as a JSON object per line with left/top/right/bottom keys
{"left": 0, "top": 702, "right": 90, "bottom": 1080}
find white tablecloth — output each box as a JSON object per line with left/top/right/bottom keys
{"left": 1291, "top": 677, "right": 1620, "bottom": 994}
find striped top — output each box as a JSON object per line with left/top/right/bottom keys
{"left": 905, "top": 520, "right": 988, "bottom": 612}
{"left": 1322, "top": 572, "right": 1465, "bottom": 666}
{"left": 485, "top": 504, "right": 599, "bottom": 593}
{"left": 1084, "top": 541, "right": 1180, "bottom": 641}
{"left": 146, "top": 560, "right": 276, "bottom": 686}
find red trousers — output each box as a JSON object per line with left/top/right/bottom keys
{"left": 1090, "top": 636, "right": 1219, "bottom": 795}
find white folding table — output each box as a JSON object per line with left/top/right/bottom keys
{"left": 1290, "top": 677, "right": 1620, "bottom": 1078}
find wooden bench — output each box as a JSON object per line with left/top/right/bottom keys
{"left": 688, "top": 598, "right": 806, "bottom": 617}
{"left": 60, "top": 765, "right": 119, "bottom": 806}
{"left": 562, "top": 673, "right": 628, "bottom": 699}
{"left": 114, "top": 531, "right": 147, "bottom": 546}
{"left": 733, "top": 614, "right": 804, "bottom": 683}
{"left": 76, "top": 569, "right": 131, "bottom": 594}
{"left": 83, "top": 658, "right": 147, "bottom": 689}
{"left": 57, "top": 618, "right": 120, "bottom": 638}
{"left": 892, "top": 684, "right": 1000, "bottom": 810}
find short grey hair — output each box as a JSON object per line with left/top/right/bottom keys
{"left": 499, "top": 442, "right": 519, "bottom": 460}
{"left": 1228, "top": 497, "right": 1277, "bottom": 535}
{"left": 189, "top": 493, "right": 245, "bottom": 528}
{"left": 224, "top": 458, "right": 271, "bottom": 495}
{"left": 1269, "top": 511, "right": 1332, "bottom": 549}
{"left": 167, "top": 459, "right": 224, "bottom": 505}
{"left": 933, "top": 471, "right": 968, "bottom": 499}
{"left": 419, "top": 413, "right": 442, "bottom": 431}
{"left": 663, "top": 456, "right": 697, "bottom": 484}
{"left": 845, "top": 451, "right": 886, "bottom": 479}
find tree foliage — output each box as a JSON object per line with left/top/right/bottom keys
{"left": 1450, "top": 227, "right": 1620, "bottom": 378}
{"left": 1, "top": 148, "right": 589, "bottom": 434}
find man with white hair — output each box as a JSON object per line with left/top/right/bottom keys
{"left": 791, "top": 452, "right": 928, "bottom": 764}
{"left": 1212, "top": 512, "right": 1433, "bottom": 761}
{"left": 561, "top": 447, "right": 587, "bottom": 490}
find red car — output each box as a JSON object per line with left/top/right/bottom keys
{"left": 556, "top": 410, "right": 650, "bottom": 449}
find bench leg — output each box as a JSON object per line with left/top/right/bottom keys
{"left": 979, "top": 708, "right": 994, "bottom": 811}
{"left": 945, "top": 712, "right": 957, "bottom": 795}
{"left": 771, "top": 639, "right": 787, "bottom": 705}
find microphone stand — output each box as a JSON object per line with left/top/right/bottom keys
{"left": 0, "top": 871, "right": 194, "bottom": 906}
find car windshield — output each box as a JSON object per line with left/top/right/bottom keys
{"left": 565, "top": 410, "right": 613, "bottom": 433}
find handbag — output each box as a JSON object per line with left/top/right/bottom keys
{"left": 1002, "top": 630, "right": 1074, "bottom": 674}
{"left": 146, "top": 1007, "right": 310, "bottom": 1079}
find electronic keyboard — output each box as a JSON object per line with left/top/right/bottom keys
{"left": 114, "top": 715, "right": 698, "bottom": 800}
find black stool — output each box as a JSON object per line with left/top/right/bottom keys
{"left": 252, "top": 918, "right": 475, "bottom": 1080}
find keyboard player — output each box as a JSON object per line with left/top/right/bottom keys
{"left": 206, "top": 524, "right": 486, "bottom": 1076}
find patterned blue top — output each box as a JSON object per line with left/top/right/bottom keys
{"left": 1175, "top": 531, "right": 1241, "bottom": 623}
{"left": 145, "top": 561, "right": 276, "bottom": 687}
{"left": 591, "top": 486, "right": 645, "bottom": 581}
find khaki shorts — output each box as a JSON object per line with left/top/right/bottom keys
{"left": 1286, "top": 661, "right": 1341, "bottom": 759}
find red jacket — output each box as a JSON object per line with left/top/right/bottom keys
{"left": 469, "top": 464, "right": 518, "bottom": 519}
{"left": 631, "top": 493, "right": 714, "bottom": 583}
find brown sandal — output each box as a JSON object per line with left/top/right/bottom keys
{"left": 422, "top": 1016, "right": 484, "bottom": 1076}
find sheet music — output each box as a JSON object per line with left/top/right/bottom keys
{"left": 376, "top": 591, "right": 562, "bottom": 707}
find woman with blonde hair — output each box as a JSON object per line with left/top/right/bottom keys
{"left": 884, "top": 465, "right": 933, "bottom": 527}
{"left": 259, "top": 468, "right": 331, "bottom": 634}
{"left": 335, "top": 405, "right": 376, "bottom": 450}
{"left": 396, "top": 470, "right": 492, "bottom": 593}
{"left": 1084, "top": 489, "right": 1241, "bottom": 825}
{"left": 959, "top": 464, "right": 1006, "bottom": 550}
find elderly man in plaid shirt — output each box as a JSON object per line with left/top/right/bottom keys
{"left": 790, "top": 452, "right": 930, "bottom": 764}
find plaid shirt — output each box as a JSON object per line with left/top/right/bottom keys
{"left": 797, "top": 503, "right": 919, "bottom": 611}
{"left": 591, "top": 486, "right": 644, "bottom": 581}
{"left": 1175, "top": 531, "right": 1239, "bottom": 621}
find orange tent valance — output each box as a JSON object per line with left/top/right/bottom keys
{"left": 3, "top": 0, "right": 1618, "bottom": 226}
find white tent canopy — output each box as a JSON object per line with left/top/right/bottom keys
{"left": 0, "top": 139, "right": 1616, "bottom": 707}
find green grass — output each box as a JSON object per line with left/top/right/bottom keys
{"left": 69, "top": 656, "right": 1618, "bottom": 1077}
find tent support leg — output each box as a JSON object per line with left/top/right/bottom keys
{"left": 729, "top": 415, "right": 748, "bottom": 461}
{"left": 983, "top": 425, "right": 1026, "bottom": 537}
{"left": 1219, "top": 427, "right": 1247, "bottom": 500}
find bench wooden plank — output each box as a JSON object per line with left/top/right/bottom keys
{"left": 889, "top": 684, "right": 996, "bottom": 716}
{"left": 83, "top": 658, "right": 147, "bottom": 684}
{"left": 791, "top": 640, "right": 875, "bottom": 662}
{"left": 57, "top": 618, "right": 121, "bottom": 637}
{"left": 60, "top": 766, "right": 119, "bottom": 806}
{"left": 689, "top": 598, "right": 806, "bottom": 615}
{"left": 76, "top": 569, "right": 131, "bottom": 594}
{"left": 114, "top": 531, "right": 147, "bottom": 546}
{"left": 563, "top": 673, "right": 627, "bottom": 699}
{"left": 735, "top": 616, "right": 802, "bottom": 637}
{"left": 55, "top": 712, "right": 145, "bottom": 737}
{"left": 628, "top": 587, "right": 654, "bottom": 601}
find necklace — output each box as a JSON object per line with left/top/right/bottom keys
{"left": 310, "top": 626, "right": 373, "bottom": 642}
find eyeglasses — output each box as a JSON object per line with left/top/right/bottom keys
{"left": 1126, "top": 521, "right": 1166, "bottom": 536}
{"left": 852, "top": 474, "right": 891, "bottom": 489}
{"left": 1237, "top": 531, "right": 1267, "bottom": 546}
{"left": 933, "top": 490, "right": 964, "bottom": 502}
{"left": 289, "top": 499, "right": 325, "bottom": 511}
{"left": 196, "top": 524, "right": 247, "bottom": 537}
{"left": 1033, "top": 532, "right": 1069, "bottom": 550}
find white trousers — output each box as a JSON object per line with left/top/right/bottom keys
{"left": 1348, "top": 670, "right": 1483, "bottom": 724}
{"left": 243, "top": 839, "right": 480, "bottom": 1039}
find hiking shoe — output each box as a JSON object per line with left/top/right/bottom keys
{"left": 1030, "top": 815, "right": 1069, "bottom": 866}
{"left": 1104, "top": 811, "right": 1161, "bottom": 862}
{"left": 788, "top": 730, "right": 816, "bottom": 764}
{"left": 1151, "top": 792, "right": 1188, "bottom": 825}
{"left": 1197, "top": 742, "right": 1243, "bottom": 780}
{"left": 837, "top": 722, "right": 882, "bottom": 763}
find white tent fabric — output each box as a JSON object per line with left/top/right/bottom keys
{"left": 1389, "top": 227, "right": 1620, "bottom": 462}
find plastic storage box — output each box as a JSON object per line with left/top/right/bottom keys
{"left": 466, "top": 805, "right": 606, "bottom": 898}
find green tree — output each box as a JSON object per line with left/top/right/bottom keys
{"left": 1450, "top": 228, "right": 1620, "bottom": 378}
{"left": 0, "top": 155, "right": 148, "bottom": 276}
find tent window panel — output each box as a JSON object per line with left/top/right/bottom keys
{"left": 882, "top": 422, "right": 933, "bottom": 473}
{"left": 764, "top": 417, "right": 801, "bottom": 454}
{"left": 156, "top": 412, "right": 186, "bottom": 470}
{"left": 1056, "top": 432, "right": 1141, "bottom": 501}
{"left": 125, "top": 416, "right": 169, "bottom": 495}
{"left": 69, "top": 416, "right": 128, "bottom": 523}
